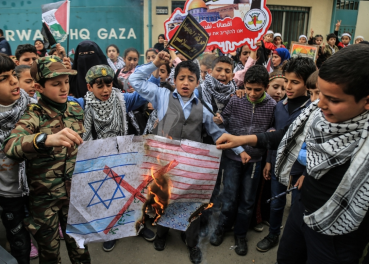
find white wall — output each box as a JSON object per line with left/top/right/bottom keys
{"left": 355, "top": 1, "right": 369, "bottom": 41}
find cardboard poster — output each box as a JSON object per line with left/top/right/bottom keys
{"left": 66, "top": 135, "right": 221, "bottom": 248}
{"left": 168, "top": 14, "right": 209, "bottom": 60}
{"left": 164, "top": 0, "right": 272, "bottom": 52}
{"left": 290, "top": 42, "right": 319, "bottom": 62}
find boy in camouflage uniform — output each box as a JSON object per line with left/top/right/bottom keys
{"left": 3, "top": 56, "right": 91, "bottom": 264}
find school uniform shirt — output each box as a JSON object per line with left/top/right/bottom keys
{"left": 128, "top": 62, "right": 244, "bottom": 156}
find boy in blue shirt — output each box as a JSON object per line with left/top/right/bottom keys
{"left": 129, "top": 51, "right": 248, "bottom": 264}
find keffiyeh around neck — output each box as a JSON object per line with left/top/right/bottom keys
{"left": 201, "top": 74, "right": 236, "bottom": 108}
{"left": 275, "top": 100, "right": 369, "bottom": 235}
{"left": 83, "top": 88, "right": 128, "bottom": 140}
{"left": 0, "top": 89, "right": 36, "bottom": 196}
{"left": 108, "top": 57, "right": 125, "bottom": 72}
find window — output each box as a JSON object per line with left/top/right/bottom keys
{"left": 172, "top": 1, "right": 186, "bottom": 12}
{"left": 267, "top": 5, "right": 310, "bottom": 49}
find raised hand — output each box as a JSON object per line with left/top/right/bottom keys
{"left": 153, "top": 51, "right": 170, "bottom": 68}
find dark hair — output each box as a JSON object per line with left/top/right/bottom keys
{"left": 243, "top": 64, "right": 269, "bottom": 88}
{"left": 315, "top": 34, "right": 323, "bottom": 39}
{"left": 236, "top": 45, "right": 250, "bottom": 62}
{"left": 212, "top": 56, "right": 233, "bottom": 69}
{"left": 174, "top": 61, "right": 200, "bottom": 82}
{"left": 306, "top": 70, "right": 319, "bottom": 89}
{"left": 200, "top": 54, "right": 216, "bottom": 69}
{"left": 15, "top": 44, "right": 37, "bottom": 60}
{"left": 0, "top": 29, "right": 3, "bottom": 36}
{"left": 160, "top": 81, "right": 174, "bottom": 92}
{"left": 326, "top": 33, "right": 337, "bottom": 42}
{"left": 319, "top": 45, "right": 369, "bottom": 102}
{"left": 14, "top": 65, "right": 31, "bottom": 78}
{"left": 145, "top": 48, "right": 159, "bottom": 58}
{"left": 37, "top": 78, "right": 46, "bottom": 88}
{"left": 0, "top": 53, "right": 16, "bottom": 74}
{"left": 123, "top": 48, "right": 139, "bottom": 58}
{"left": 106, "top": 44, "right": 120, "bottom": 54}
{"left": 159, "top": 63, "right": 171, "bottom": 75}
{"left": 89, "top": 76, "right": 113, "bottom": 87}
{"left": 282, "top": 56, "right": 316, "bottom": 84}
{"left": 158, "top": 34, "right": 165, "bottom": 40}
{"left": 48, "top": 48, "right": 57, "bottom": 56}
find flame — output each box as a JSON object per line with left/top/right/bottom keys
{"left": 204, "top": 203, "right": 213, "bottom": 210}
{"left": 147, "top": 159, "right": 177, "bottom": 224}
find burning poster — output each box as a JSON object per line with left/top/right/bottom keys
{"left": 66, "top": 135, "right": 221, "bottom": 248}
{"left": 164, "top": 0, "right": 272, "bottom": 52}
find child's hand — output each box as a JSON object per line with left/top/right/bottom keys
{"left": 240, "top": 151, "right": 251, "bottom": 164}
{"left": 45, "top": 128, "right": 83, "bottom": 148}
{"left": 310, "top": 28, "right": 314, "bottom": 37}
{"left": 62, "top": 57, "right": 71, "bottom": 69}
{"left": 236, "top": 89, "right": 246, "bottom": 98}
{"left": 294, "top": 175, "right": 305, "bottom": 190}
{"left": 56, "top": 43, "right": 66, "bottom": 59}
{"left": 213, "top": 113, "right": 223, "bottom": 125}
{"left": 263, "top": 162, "right": 271, "bottom": 180}
{"left": 256, "top": 40, "right": 262, "bottom": 47}
{"left": 216, "top": 134, "right": 245, "bottom": 149}
{"left": 164, "top": 40, "right": 169, "bottom": 49}
{"left": 153, "top": 51, "right": 170, "bottom": 67}
{"left": 335, "top": 20, "right": 342, "bottom": 30}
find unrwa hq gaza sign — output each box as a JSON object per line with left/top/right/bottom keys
{"left": 1, "top": 0, "right": 143, "bottom": 59}
{"left": 4, "top": 28, "right": 138, "bottom": 42}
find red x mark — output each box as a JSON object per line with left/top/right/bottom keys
{"left": 103, "top": 160, "right": 179, "bottom": 234}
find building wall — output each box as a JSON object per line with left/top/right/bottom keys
{"left": 355, "top": 1, "right": 369, "bottom": 40}
{"left": 144, "top": 0, "right": 173, "bottom": 54}
{"left": 267, "top": 0, "right": 334, "bottom": 36}
{"left": 146, "top": 0, "right": 334, "bottom": 50}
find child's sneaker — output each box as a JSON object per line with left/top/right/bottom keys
{"left": 30, "top": 239, "right": 38, "bottom": 259}
{"left": 59, "top": 224, "right": 64, "bottom": 240}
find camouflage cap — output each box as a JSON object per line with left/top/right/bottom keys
{"left": 30, "top": 56, "right": 77, "bottom": 82}
{"left": 85, "top": 65, "right": 114, "bottom": 84}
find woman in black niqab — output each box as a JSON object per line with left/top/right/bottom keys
{"left": 69, "top": 40, "right": 109, "bottom": 97}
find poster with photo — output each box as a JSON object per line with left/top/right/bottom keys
{"left": 290, "top": 42, "right": 319, "bottom": 62}
{"left": 164, "top": 0, "right": 272, "bottom": 52}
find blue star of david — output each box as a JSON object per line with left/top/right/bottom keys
{"left": 87, "top": 172, "right": 126, "bottom": 209}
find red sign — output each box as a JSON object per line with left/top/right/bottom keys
{"left": 164, "top": 0, "right": 272, "bottom": 52}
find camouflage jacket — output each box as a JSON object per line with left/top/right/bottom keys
{"left": 3, "top": 99, "right": 85, "bottom": 202}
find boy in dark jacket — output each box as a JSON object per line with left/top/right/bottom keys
{"left": 255, "top": 56, "right": 316, "bottom": 253}
{"left": 210, "top": 65, "right": 276, "bottom": 256}
{"left": 216, "top": 44, "right": 369, "bottom": 264}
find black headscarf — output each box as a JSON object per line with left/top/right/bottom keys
{"left": 153, "top": 34, "right": 165, "bottom": 51}
{"left": 69, "top": 40, "right": 109, "bottom": 98}
{"left": 34, "top": 39, "right": 48, "bottom": 57}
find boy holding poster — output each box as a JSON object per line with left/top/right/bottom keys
{"left": 129, "top": 51, "right": 248, "bottom": 264}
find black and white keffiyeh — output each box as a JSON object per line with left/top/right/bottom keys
{"left": 0, "top": 89, "right": 36, "bottom": 196}
{"left": 275, "top": 100, "right": 369, "bottom": 235}
{"left": 233, "top": 62, "right": 245, "bottom": 73}
{"left": 201, "top": 74, "right": 236, "bottom": 110}
{"left": 107, "top": 57, "right": 125, "bottom": 72}
{"left": 143, "top": 109, "right": 158, "bottom": 135}
{"left": 83, "top": 88, "right": 128, "bottom": 140}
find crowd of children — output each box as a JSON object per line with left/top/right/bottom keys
{"left": 0, "top": 26, "right": 368, "bottom": 264}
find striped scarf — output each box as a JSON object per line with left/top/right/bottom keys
{"left": 107, "top": 57, "right": 125, "bottom": 72}
{"left": 276, "top": 100, "right": 369, "bottom": 235}
{"left": 83, "top": 88, "right": 128, "bottom": 141}
{"left": 201, "top": 74, "right": 236, "bottom": 112}
{"left": 0, "top": 89, "right": 36, "bottom": 196}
